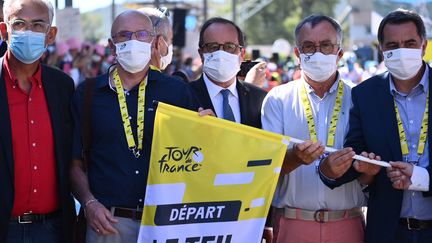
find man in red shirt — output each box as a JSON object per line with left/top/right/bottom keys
{"left": 0, "top": 0, "right": 76, "bottom": 242}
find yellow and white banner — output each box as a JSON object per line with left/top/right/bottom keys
{"left": 138, "top": 102, "right": 288, "bottom": 243}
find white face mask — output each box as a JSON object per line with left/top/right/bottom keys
{"left": 383, "top": 48, "right": 423, "bottom": 80}
{"left": 300, "top": 52, "right": 338, "bottom": 82}
{"left": 203, "top": 50, "right": 241, "bottom": 83}
{"left": 115, "top": 40, "right": 151, "bottom": 73}
{"left": 160, "top": 38, "right": 173, "bottom": 70}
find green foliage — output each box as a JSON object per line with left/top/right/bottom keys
{"left": 243, "top": 0, "right": 339, "bottom": 45}
{"left": 81, "top": 12, "right": 105, "bottom": 42}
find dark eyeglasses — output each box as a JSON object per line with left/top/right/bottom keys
{"left": 299, "top": 41, "right": 340, "bottom": 56}
{"left": 112, "top": 30, "right": 155, "bottom": 43}
{"left": 154, "top": 7, "right": 170, "bottom": 27}
{"left": 201, "top": 42, "right": 243, "bottom": 54}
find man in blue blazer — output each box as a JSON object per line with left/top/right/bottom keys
{"left": 319, "top": 9, "right": 432, "bottom": 243}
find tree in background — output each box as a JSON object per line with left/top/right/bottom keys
{"left": 243, "top": 0, "right": 339, "bottom": 45}
{"left": 81, "top": 12, "right": 105, "bottom": 42}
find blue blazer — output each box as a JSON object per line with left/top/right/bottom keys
{"left": 323, "top": 65, "right": 432, "bottom": 243}
{"left": 0, "top": 63, "right": 76, "bottom": 242}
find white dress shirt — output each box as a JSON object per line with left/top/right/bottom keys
{"left": 203, "top": 73, "right": 240, "bottom": 123}
{"left": 261, "top": 75, "right": 366, "bottom": 211}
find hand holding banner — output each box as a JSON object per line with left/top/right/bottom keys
{"left": 288, "top": 137, "right": 391, "bottom": 167}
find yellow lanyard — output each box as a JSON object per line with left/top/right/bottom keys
{"left": 394, "top": 92, "right": 429, "bottom": 157}
{"left": 113, "top": 69, "right": 147, "bottom": 158}
{"left": 299, "top": 80, "right": 344, "bottom": 147}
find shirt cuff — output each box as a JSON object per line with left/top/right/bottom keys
{"left": 318, "top": 157, "right": 336, "bottom": 183}
{"left": 408, "top": 165, "right": 430, "bottom": 191}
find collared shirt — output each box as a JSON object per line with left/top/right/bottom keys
{"left": 3, "top": 53, "right": 58, "bottom": 216}
{"left": 261, "top": 75, "right": 366, "bottom": 210}
{"left": 203, "top": 73, "right": 240, "bottom": 123}
{"left": 72, "top": 69, "right": 199, "bottom": 209}
{"left": 389, "top": 66, "right": 432, "bottom": 220}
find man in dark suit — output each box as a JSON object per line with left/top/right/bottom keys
{"left": 189, "top": 17, "right": 270, "bottom": 240}
{"left": 319, "top": 9, "right": 432, "bottom": 243}
{"left": 0, "top": 0, "right": 75, "bottom": 242}
{"left": 0, "top": 0, "right": 7, "bottom": 57}
{"left": 190, "top": 17, "right": 267, "bottom": 128}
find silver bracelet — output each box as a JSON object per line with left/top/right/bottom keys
{"left": 84, "top": 198, "right": 98, "bottom": 209}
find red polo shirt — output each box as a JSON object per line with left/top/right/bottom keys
{"left": 4, "top": 53, "right": 59, "bottom": 216}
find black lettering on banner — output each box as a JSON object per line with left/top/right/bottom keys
{"left": 247, "top": 159, "right": 272, "bottom": 167}
{"left": 152, "top": 235, "right": 232, "bottom": 243}
{"left": 154, "top": 201, "right": 241, "bottom": 225}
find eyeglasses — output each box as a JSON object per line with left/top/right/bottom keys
{"left": 299, "top": 42, "right": 340, "bottom": 56}
{"left": 202, "top": 42, "right": 243, "bottom": 54}
{"left": 8, "top": 19, "right": 50, "bottom": 33}
{"left": 112, "top": 30, "right": 155, "bottom": 43}
{"left": 154, "top": 7, "right": 170, "bottom": 27}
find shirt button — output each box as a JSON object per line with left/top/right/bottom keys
{"left": 30, "top": 120, "right": 34, "bottom": 124}
{"left": 407, "top": 98, "right": 412, "bottom": 101}
{"left": 32, "top": 142, "right": 36, "bottom": 147}
{"left": 409, "top": 120, "right": 413, "bottom": 124}
{"left": 413, "top": 144, "right": 417, "bottom": 148}
{"left": 128, "top": 116, "right": 132, "bottom": 120}
{"left": 29, "top": 98, "right": 32, "bottom": 102}
{"left": 139, "top": 199, "right": 143, "bottom": 202}
{"left": 33, "top": 165, "right": 38, "bottom": 170}
{"left": 412, "top": 192, "right": 415, "bottom": 196}
{"left": 135, "top": 170, "right": 139, "bottom": 174}
{"left": 33, "top": 189, "right": 37, "bottom": 193}
{"left": 12, "top": 85, "right": 16, "bottom": 89}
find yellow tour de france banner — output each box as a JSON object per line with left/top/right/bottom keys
{"left": 138, "top": 102, "right": 288, "bottom": 243}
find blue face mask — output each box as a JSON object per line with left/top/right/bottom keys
{"left": 9, "top": 30, "right": 47, "bottom": 64}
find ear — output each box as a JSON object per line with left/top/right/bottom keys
{"left": 46, "top": 26, "right": 57, "bottom": 45}
{"left": 421, "top": 39, "right": 428, "bottom": 57}
{"left": 0, "top": 22, "right": 8, "bottom": 41}
{"left": 336, "top": 49, "right": 344, "bottom": 62}
{"left": 155, "top": 35, "right": 162, "bottom": 52}
{"left": 294, "top": 46, "right": 300, "bottom": 60}
{"left": 108, "top": 38, "right": 116, "bottom": 57}
{"left": 198, "top": 48, "right": 204, "bottom": 63}
{"left": 239, "top": 47, "right": 246, "bottom": 62}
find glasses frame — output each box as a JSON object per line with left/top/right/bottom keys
{"left": 201, "top": 42, "right": 243, "bottom": 54}
{"left": 154, "top": 7, "right": 170, "bottom": 27}
{"left": 111, "top": 30, "right": 156, "bottom": 43}
{"left": 7, "top": 19, "right": 51, "bottom": 33}
{"left": 299, "top": 42, "right": 340, "bottom": 57}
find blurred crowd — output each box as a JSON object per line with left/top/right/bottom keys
{"left": 38, "top": 37, "right": 394, "bottom": 91}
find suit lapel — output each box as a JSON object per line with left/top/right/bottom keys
{"left": 196, "top": 76, "right": 216, "bottom": 114}
{"left": 427, "top": 66, "right": 432, "bottom": 171}
{"left": 0, "top": 61, "right": 14, "bottom": 178}
{"left": 236, "top": 80, "right": 249, "bottom": 124}
{"left": 41, "top": 66, "right": 63, "bottom": 174}
{"left": 379, "top": 73, "right": 403, "bottom": 161}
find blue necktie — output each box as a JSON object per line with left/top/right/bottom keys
{"left": 221, "top": 89, "right": 235, "bottom": 122}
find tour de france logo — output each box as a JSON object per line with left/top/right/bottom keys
{"left": 158, "top": 146, "right": 204, "bottom": 173}
{"left": 386, "top": 51, "right": 393, "bottom": 59}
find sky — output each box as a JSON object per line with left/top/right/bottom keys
{"left": 49, "top": 0, "right": 126, "bottom": 13}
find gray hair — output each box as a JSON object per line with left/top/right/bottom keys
{"left": 3, "top": 0, "right": 55, "bottom": 24}
{"left": 138, "top": 7, "right": 171, "bottom": 39}
{"left": 294, "top": 14, "right": 342, "bottom": 46}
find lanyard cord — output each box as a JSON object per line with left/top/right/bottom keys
{"left": 394, "top": 91, "right": 429, "bottom": 157}
{"left": 299, "top": 80, "right": 344, "bottom": 147}
{"left": 113, "top": 69, "right": 147, "bottom": 158}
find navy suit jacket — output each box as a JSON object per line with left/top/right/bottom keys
{"left": 189, "top": 76, "right": 267, "bottom": 129}
{"left": 0, "top": 62, "right": 76, "bottom": 242}
{"left": 323, "top": 65, "right": 432, "bottom": 243}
